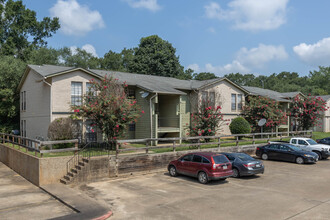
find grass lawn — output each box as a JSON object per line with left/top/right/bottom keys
{"left": 312, "top": 132, "right": 330, "bottom": 140}
{"left": 3, "top": 132, "right": 327, "bottom": 157}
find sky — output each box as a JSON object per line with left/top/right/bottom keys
{"left": 24, "top": 0, "right": 330, "bottom": 77}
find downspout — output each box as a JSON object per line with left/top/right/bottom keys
{"left": 150, "top": 93, "right": 157, "bottom": 139}
{"left": 43, "top": 79, "right": 52, "bottom": 128}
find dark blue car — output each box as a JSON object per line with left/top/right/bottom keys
{"left": 221, "top": 152, "right": 264, "bottom": 178}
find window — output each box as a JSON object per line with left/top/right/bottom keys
{"left": 21, "top": 91, "right": 26, "bottom": 111}
{"left": 192, "top": 155, "right": 202, "bottom": 163}
{"left": 202, "top": 91, "right": 208, "bottom": 103}
{"left": 237, "top": 94, "right": 242, "bottom": 110}
{"left": 212, "top": 155, "right": 229, "bottom": 164}
{"left": 71, "top": 82, "right": 82, "bottom": 106}
{"left": 85, "top": 120, "right": 97, "bottom": 143}
{"left": 21, "top": 120, "right": 26, "bottom": 137}
{"left": 231, "top": 94, "right": 236, "bottom": 111}
{"left": 86, "top": 82, "right": 96, "bottom": 96}
{"left": 209, "top": 92, "right": 215, "bottom": 107}
{"left": 226, "top": 154, "right": 235, "bottom": 161}
{"left": 24, "top": 91, "right": 26, "bottom": 110}
{"left": 129, "top": 123, "right": 136, "bottom": 131}
{"left": 279, "top": 145, "right": 289, "bottom": 151}
{"left": 268, "top": 144, "right": 279, "bottom": 150}
{"left": 128, "top": 89, "right": 136, "bottom": 99}
{"left": 181, "top": 154, "right": 193, "bottom": 162}
{"left": 291, "top": 139, "right": 297, "bottom": 144}
{"left": 202, "top": 91, "right": 215, "bottom": 107}
{"left": 298, "top": 140, "right": 308, "bottom": 145}
{"left": 202, "top": 157, "right": 210, "bottom": 163}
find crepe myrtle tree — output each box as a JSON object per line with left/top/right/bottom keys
{"left": 71, "top": 76, "right": 142, "bottom": 142}
{"left": 243, "top": 96, "right": 287, "bottom": 131}
{"left": 186, "top": 101, "right": 228, "bottom": 141}
{"left": 289, "top": 95, "right": 328, "bottom": 131}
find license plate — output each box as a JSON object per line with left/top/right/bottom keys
{"left": 256, "top": 164, "right": 261, "bottom": 167}
{"left": 222, "top": 165, "right": 227, "bottom": 169}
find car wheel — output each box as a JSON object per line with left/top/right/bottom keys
{"left": 232, "top": 168, "right": 240, "bottom": 178}
{"left": 296, "top": 157, "right": 304, "bottom": 164}
{"left": 198, "top": 171, "right": 208, "bottom": 184}
{"left": 169, "top": 166, "right": 178, "bottom": 177}
{"left": 315, "top": 151, "right": 322, "bottom": 160}
{"left": 261, "top": 153, "right": 268, "bottom": 160}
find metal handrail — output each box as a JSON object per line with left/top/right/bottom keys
{"left": 66, "top": 142, "right": 92, "bottom": 174}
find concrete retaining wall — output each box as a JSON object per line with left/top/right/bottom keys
{"left": 0, "top": 144, "right": 72, "bottom": 186}
{"left": 0, "top": 143, "right": 259, "bottom": 186}
{"left": 0, "top": 144, "right": 40, "bottom": 185}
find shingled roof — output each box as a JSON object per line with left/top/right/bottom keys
{"left": 242, "top": 86, "right": 291, "bottom": 102}
{"left": 23, "top": 64, "right": 244, "bottom": 95}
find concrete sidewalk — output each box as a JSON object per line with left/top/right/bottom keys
{"left": 0, "top": 162, "right": 74, "bottom": 220}
{"left": 0, "top": 162, "right": 112, "bottom": 220}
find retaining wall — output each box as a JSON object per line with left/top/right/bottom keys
{"left": 0, "top": 143, "right": 259, "bottom": 186}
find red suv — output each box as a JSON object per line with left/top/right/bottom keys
{"left": 168, "top": 152, "right": 233, "bottom": 184}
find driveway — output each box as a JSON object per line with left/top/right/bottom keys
{"left": 0, "top": 162, "right": 75, "bottom": 220}
{"left": 77, "top": 159, "right": 330, "bottom": 220}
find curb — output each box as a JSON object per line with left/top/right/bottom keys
{"left": 92, "top": 211, "right": 113, "bottom": 220}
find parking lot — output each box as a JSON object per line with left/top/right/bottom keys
{"left": 77, "top": 158, "right": 330, "bottom": 220}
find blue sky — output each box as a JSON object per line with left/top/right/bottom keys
{"left": 25, "top": 0, "right": 330, "bottom": 77}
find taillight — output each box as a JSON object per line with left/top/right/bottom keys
{"left": 243, "top": 164, "right": 254, "bottom": 168}
{"left": 256, "top": 147, "right": 260, "bottom": 150}
{"left": 211, "top": 157, "right": 216, "bottom": 170}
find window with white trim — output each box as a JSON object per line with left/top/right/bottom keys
{"left": 71, "top": 82, "right": 82, "bottom": 106}
{"left": 231, "top": 94, "right": 237, "bottom": 111}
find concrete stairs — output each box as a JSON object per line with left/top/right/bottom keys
{"left": 60, "top": 158, "right": 89, "bottom": 185}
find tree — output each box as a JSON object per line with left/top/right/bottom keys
{"left": 0, "top": 55, "right": 26, "bottom": 132}
{"left": 100, "top": 48, "right": 135, "bottom": 72}
{"left": 186, "top": 101, "right": 228, "bottom": 140}
{"left": 27, "top": 47, "right": 60, "bottom": 65}
{"left": 289, "top": 95, "right": 328, "bottom": 131}
{"left": 243, "top": 96, "right": 287, "bottom": 131}
{"left": 193, "top": 72, "right": 217, "bottom": 81}
{"left": 129, "top": 35, "right": 184, "bottom": 78}
{"left": 59, "top": 47, "right": 100, "bottom": 69}
{"left": 309, "top": 66, "right": 330, "bottom": 95}
{"left": 0, "top": 0, "right": 60, "bottom": 60}
{"left": 176, "top": 68, "right": 193, "bottom": 80}
{"left": 72, "top": 76, "right": 141, "bottom": 141}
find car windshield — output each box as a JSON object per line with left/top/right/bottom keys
{"left": 212, "top": 155, "right": 229, "bottom": 164}
{"left": 288, "top": 145, "right": 302, "bottom": 151}
{"left": 234, "top": 153, "right": 254, "bottom": 161}
{"left": 306, "top": 139, "right": 317, "bottom": 145}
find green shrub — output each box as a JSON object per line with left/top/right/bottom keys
{"left": 47, "top": 118, "right": 80, "bottom": 148}
{"left": 229, "top": 117, "right": 251, "bottom": 136}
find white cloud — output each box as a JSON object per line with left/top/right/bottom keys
{"left": 123, "top": 0, "right": 161, "bottom": 12}
{"left": 293, "top": 37, "right": 330, "bottom": 66}
{"left": 70, "top": 44, "right": 98, "bottom": 57}
{"left": 191, "top": 44, "right": 288, "bottom": 75}
{"left": 187, "top": 64, "right": 200, "bottom": 72}
{"left": 205, "top": 0, "right": 289, "bottom": 31}
{"left": 50, "top": 0, "right": 105, "bottom": 36}
{"left": 82, "top": 44, "right": 98, "bottom": 57}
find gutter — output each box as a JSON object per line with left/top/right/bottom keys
{"left": 149, "top": 93, "right": 157, "bottom": 139}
